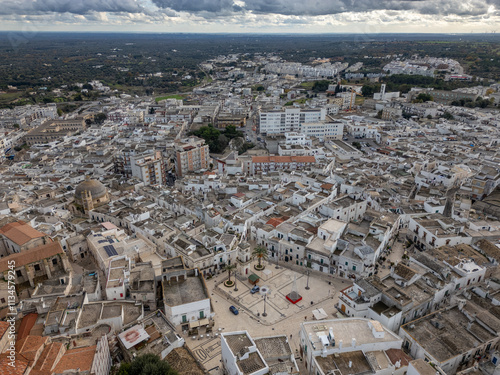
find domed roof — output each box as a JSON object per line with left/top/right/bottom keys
{"left": 75, "top": 177, "right": 107, "bottom": 199}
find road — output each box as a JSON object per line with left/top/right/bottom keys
{"left": 243, "top": 107, "right": 265, "bottom": 147}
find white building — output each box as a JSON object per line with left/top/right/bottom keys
{"left": 300, "top": 318, "right": 406, "bottom": 375}
{"left": 221, "top": 331, "right": 300, "bottom": 375}
{"left": 399, "top": 302, "right": 500, "bottom": 374}
{"left": 300, "top": 121, "right": 344, "bottom": 141}
{"left": 105, "top": 256, "right": 130, "bottom": 301}
{"left": 162, "top": 266, "right": 213, "bottom": 326}
{"left": 259, "top": 107, "right": 326, "bottom": 135}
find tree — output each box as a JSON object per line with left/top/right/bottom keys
{"left": 117, "top": 354, "right": 178, "bottom": 375}
{"left": 252, "top": 246, "right": 268, "bottom": 268}
{"left": 414, "top": 93, "right": 433, "bottom": 103}
{"left": 443, "top": 112, "right": 454, "bottom": 120}
{"left": 312, "top": 80, "right": 330, "bottom": 92}
{"left": 224, "top": 263, "right": 237, "bottom": 284}
{"left": 95, "top": 113, "right": 107, "bottom": 124}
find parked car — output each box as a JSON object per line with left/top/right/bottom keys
{"left": 250, "top": 285, "right": 260, "bottom": 294}
{"left": 229, "top": 305, "right": 239, "bottom": 315}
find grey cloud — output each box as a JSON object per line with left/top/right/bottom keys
{"left": 152, "top": 0, "right": 497, "bottom": 17}
{"left": 151, "top": 0, "right": 239, "bottom": 13}
{"left": 0, "top": 0, "right": 144, "bottom": 15}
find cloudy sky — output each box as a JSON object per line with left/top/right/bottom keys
{"left": 0, "top": 0, "right": 499, "bottom": 33}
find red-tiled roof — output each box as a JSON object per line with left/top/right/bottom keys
{"left": 52, "top": 345, "right": 96, "bottom": 374}
{"left": 0, "top": 242, "right": 63, "bottom": 273}
{"left": 31, "top": 342, "right": 64, "bottom": 373}
{"left": 16, "top": 336, "right": 48, "bottom": 364}
{"left": 385, "top": 348, "right": 412, "bottom": 367}
{"left": 266, "top": 218, "right": 285, "bottom": 228}
{"left": 17, "top": 313, "right": 38, "bottom": 342}
{"left": 0, "top": 321, "right": 8, "bottom": 339}
{"left": 0, "top": 353, "right": 29, "bottom": 375}
{"left": 0, "top": 221, "right": 47, "bottom": 246}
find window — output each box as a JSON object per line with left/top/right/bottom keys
{"left": 16, "top": 270, "right": 22, "bottom": 277}
{"left": 52, "top": 258, "right": 57, "bottom": 265}
{"left": 34, "top": 264, "right": 41, "bottom": 271}
{"left": 345, "top": 261, "right": 348, "bottom": 266}
{"left": 353, "top": 265, "right": 356, "bottom": 271}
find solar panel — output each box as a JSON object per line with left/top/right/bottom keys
{"left": 98, "top": 240, "right": 107, "bottom": 243}
{"left": 103, "top": 245, "right": 118, "bottom": 257}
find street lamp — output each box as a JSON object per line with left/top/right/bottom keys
{"left": 234, "top": 266, "right": 238, "bottom": 292}
{"left": 262, "top": 294, "right": 268, "bottom": 317}
{"left": 305, "top": 270, "right": 310, "bottom": 290}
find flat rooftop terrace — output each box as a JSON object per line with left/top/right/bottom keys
{"left": 303, "top": 318, "right": 401, "bottom": 350}
{"left": 163, "top": 276, "right": 208, "bottom": 306}
{"left": 401, "top": 306, "right": 497, "bottom": 362}
{"left": 316, "top": 350, "right": 371, "bottom": 375}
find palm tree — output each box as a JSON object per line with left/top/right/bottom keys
{"left": 252, "top": 246, "right": 268, "bottom": 268}
{"left": 225, "top": 263, "right": 237, "bottom": 284}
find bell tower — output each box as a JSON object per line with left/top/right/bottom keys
{"left": 81, "top": 190, "right": 94, "bottom": 213}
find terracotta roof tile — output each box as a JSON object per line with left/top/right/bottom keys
{"left": 0, "top": 242, "right": 63, "bottom": 273}
{"left": 32, "top": 342, "right": 64, "bottom": 373}
{"left": 15, "top": 335, "right": 48, "bottom": 364}
{"left": 0, "top": 353, "right": 29, "bottom": 375}
{"left": 266, "top": 218, "right": 285, "bottom": 228}
{"left": 52, "top": 345, "right": 96, "bottom": 373}
{"left": 0, "top": 221, "right": 46, "bottom": 246}
{"left": 0, "top": 321, "right": 9, "bottom": 339}
{"left": 17, "top": 313, "right": 38, "bottom": 342}
{"left": 385, "top": 348, "right": 412, "bottom": 367}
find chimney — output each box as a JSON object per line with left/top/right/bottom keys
{"left": 352, "top": 338, "right": 356, "bottom": 347}
{"left": 349, "top": 361, "right": 353, "bottom": 368}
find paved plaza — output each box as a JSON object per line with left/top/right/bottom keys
{"left": 182, "top": 261, "right": 351, "bottom": 374}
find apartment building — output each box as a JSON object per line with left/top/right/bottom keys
{"left": 175, "top": 136, "right": 210, "bottom": 177}
{"left": 24, "top": 118, "right": 86, "bottom": 145}
{"left": 300, "top": 121, "right": 344, "bottom": 141}
{"left": 130, "top": 149, "right": 166, "bottom": 186}
{"left": 259, "top": 107, "right": 326, "bottom": 135}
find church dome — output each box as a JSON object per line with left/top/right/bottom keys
{"left": 75, "top": 177, "right": 107, "bottom": 200}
